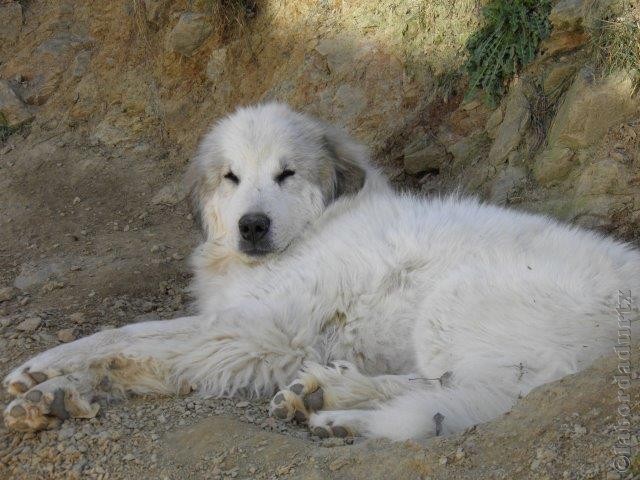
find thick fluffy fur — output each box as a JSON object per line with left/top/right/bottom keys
{"left": 3, "top": 103, "right": 639, "bottom": 440}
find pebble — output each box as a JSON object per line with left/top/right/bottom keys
{"left": 0, "top": 286, "right": 17, "bottom": 302}
{"left": 57, "top": 328, "right": 76, "bottom": 343}
{"left": 41, "top": 281, "right": 65, "bottom": 293}
{"left": 69, "top": 312, "right": 86, "bottom": 324}
{"left": 58, "top": 427, "right": 76, "bottom": 441}
{"left": 16, "top": 316, "right": 42, "bottom": 332}
{"left": 573, "top": 424, "right": 587, "bottom": 436}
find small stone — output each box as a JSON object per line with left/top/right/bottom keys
{"left": 16, "top": 317, "right": 42, "bottom": 332}
{"left": 0, "top": 79, "right": 33, "bottom": 127}
{"left": 328, "top": 458, "right": 349, "bottom": 472}
{"left": 58, "top": 427, "right": 76, "bottom": 440}
{"left": 206, "top": 45, "right": 229, "bottom": 82}
{"left": 73, "top": 197, "right": 81, "bottom": 204}
{"left": 151, "top": 182, "right": 188, "bottom": 206}
{"left": 165, "top": 13, "right": 213, "bottom": 57}
{"left": 57, "top": 328, "right": 76, "bottom": 343}
{"left": 439, "top": 456, "right": 448, "bottom": 466}
{"left": 573, "top": 424, "right": 587, "bottom": 436}
{"left": 235, "top": 401, "right": 249, "bottom": 408}
{"left": 0, "top": 286, "right": 17, "bottom": 302}
{"left": 41, "top": 280, "right": 64, "bottom": 293}
{"left": 69, "top": 312, "right": 86, "bottom": 324}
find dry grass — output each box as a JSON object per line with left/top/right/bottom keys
{"left": 199, "top": 0, "right": 257, "bottom": 28}
{"left": 589, "top": 0, "right": 640, "bottom": 91}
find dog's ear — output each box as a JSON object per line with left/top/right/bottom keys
{"left": 322, "top": 127, "right": 368, "bottom": 199}
{"left": 184, "top": 160, "right": 208, "bottom": 239}
{"left": 184, "top": 156, "right": 221, "bottom": 240}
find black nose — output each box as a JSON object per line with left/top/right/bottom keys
{"left": 238, "top": 213, "right": 271, "bottom": 243}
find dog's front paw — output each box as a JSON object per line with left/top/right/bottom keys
{"left": 308, "top": 411, "right": 356, "bottom": 438}
{"left": 269, "top": 361, "right": 359, "bottom": 423}
{"left": 269, "top": 378, "right": 324, "bottom": 424}
{"left": 4, "top": 362, "right": 63, "bottom": 396}
{"left": 3, "top": 373, "right": 99, "bottom": 431}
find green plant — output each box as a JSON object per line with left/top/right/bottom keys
{"left": 465, "top": 0, "right": 552, "bottom": 105}
{"left": 0, "top": 124, "right": 18, "bottom": 143}
{"left": 0, "top": 112, "right": 19, "bottom": 142}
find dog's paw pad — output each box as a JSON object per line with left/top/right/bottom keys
{"left": 28, "top": 371, "right": 48, "bottom": 383}
{"left": 289, "top": 382, "right": 305, "bottom": 395}
{"left": 3, "top": 376, "right": 99, "bottom": 432}
{"left": 310, "top": 419, "right": 353, "bottom": 439}
{"left": 4, "top": 370, "right": 36, "bottom": 396}
{"left": 269, "top": 378, "right": 325, "bottom": 424}
{"left": 4, "top": 366, "right": 61, "bottom": 396}
{"left": 269, "top": 389, "right": 303, "bottom": 422}
{"left": 303, "top": 387, "right": 324, "bottom": 411}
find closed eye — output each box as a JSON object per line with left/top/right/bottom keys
{"left": 224, "top": 171, "right": 240, "bottom": 184}
{"left": 276, "top": 169, "right": 295, "bottom": 184}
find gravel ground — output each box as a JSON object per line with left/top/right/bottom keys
{"left": 1, "top": 128, "right": 639, "bottom": 480}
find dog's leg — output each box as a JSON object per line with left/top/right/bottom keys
{"left": 3, "top": 316, "right": 204, "bottom": 430}
{"left": 269, "top": 361, "right": 429, "bottom": 424}
{"left": 4, "top": 311, "right": 322, "bottom": 431}
{"left": 306, "top": 382, "right": 513, "bottom": 440}
{"left": 4, "top": 317, "right": 201, "bottom": 396}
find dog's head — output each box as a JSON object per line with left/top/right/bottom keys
{"left": 187, "top": 102, "right": 379, "bottom": 264}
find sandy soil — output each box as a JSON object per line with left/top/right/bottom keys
{"left": 0, "top": 126, "right": 638, "bottom": 480}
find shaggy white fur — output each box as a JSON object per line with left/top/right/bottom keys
{"left": 3, "top": 103, "right": 639, "bottom": 440}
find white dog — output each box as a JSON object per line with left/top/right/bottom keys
{"left": 3, "top": 103, "right": 638, "bottom": 440}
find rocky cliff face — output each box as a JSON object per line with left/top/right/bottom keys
{"left": 0, "top": 1, "right": 639, "bottom": 479}
{"left": 1, "top": 0, "right": 638, "bottom": 237}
